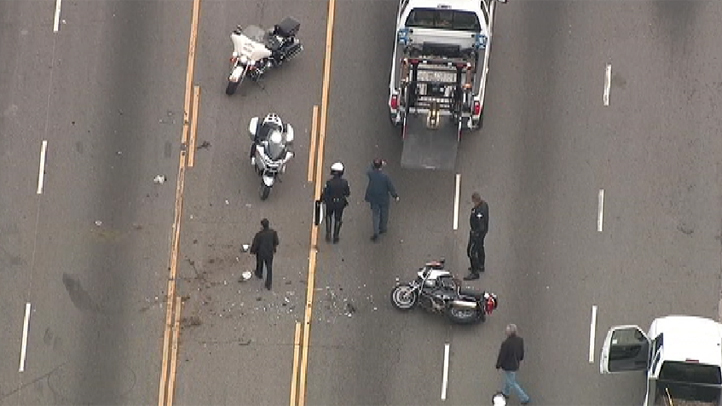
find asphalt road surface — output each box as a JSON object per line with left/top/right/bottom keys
{"left": 307, "top": 0, "right": 722, "bottom": 406}
{"left": 1, "top": 0, "right": 721, "bottom": 405}
{"left": 0, "top": 0, "right": 189, "bottom": 404}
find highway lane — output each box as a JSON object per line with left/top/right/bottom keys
{"left": 448, "top": 1, "right": 722, "bottom": 405}
{"left": 0, "top": 0, "right": 52, "bottom": 399}
{"left": 305, "top": 0, "right": 467, "bottom": 404}
{"left": 306, "top": 1, "right": 722, "bottom": 406}
{"left": 0, "top": 0, "right": 190, "bottom": 404}
{"left": 170, "top": 1, "right": 328, "bottom": 405}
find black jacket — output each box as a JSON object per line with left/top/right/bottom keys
{"left": 321, "top": 176, "right": 350, "bottom": 207}
{"left": 250, "top": 228, "right": 279, "bottom": 258}
{"left": 470, "top": 201, "right": 489, "bottom": 237}
{"left": 496, "top": 335, "right": 524, "bottom": 371}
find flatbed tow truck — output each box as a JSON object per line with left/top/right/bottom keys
{"left": 388, "top": 0, "right": 505, "bottom": 170}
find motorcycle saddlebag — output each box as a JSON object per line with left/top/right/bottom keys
{"left": 275, "top": 17, "right": 300, "bottom": 38}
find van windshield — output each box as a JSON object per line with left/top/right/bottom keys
{"left": 405, "top": 8, "right": 481, "bottom": 31}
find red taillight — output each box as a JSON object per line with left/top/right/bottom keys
{"left": 473, "top": 100, "right": 481, "bottom": 116}
{"left": 230, "top": 57, "right": 237, "bottom": 64}
{"left": 409, "top": 58, "right": 419, "bottom": 64}
{"left": 485, "top": 298, "right": 496, "bottom": 314}
{"left": 390, "top": 95, "right": 399, "bottom": 110}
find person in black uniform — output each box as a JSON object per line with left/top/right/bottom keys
{"left": 250, "top": 218, "right": 279, "bottom": 290}
{"left": 464, "top": 192, "right": 489, "bottom": 280}
{"left": 320, "top": 162, "right": 350, "bottom": 243}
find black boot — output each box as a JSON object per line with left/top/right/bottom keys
{"left": 463, "top": 272, "right": 480, "bottom": 281}
{"left": 325, "top": 218, "right": 332, "bottom": 242}
{"left": 333, "top": 221, "right": 342, "bottom": 244}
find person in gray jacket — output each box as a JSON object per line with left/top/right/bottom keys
{"left": 364, "top": 159, "right": 399, "bottom": 242}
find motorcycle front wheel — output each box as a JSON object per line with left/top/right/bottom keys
{"left": 390, "top": 284, "right": 417, "bottom": 310}
{"left": 446, "top": 306, "right": 484, "bottom": 325}
{"left": 225, "top": 80, "right": 240, "bottom": 95}
{"left": 260, "top": 184, "right": 271, "bottom": 200}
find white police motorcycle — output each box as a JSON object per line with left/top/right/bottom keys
{"left": 247, "top": 113, "right": 294, "bottom": 200}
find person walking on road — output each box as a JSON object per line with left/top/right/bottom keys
{"left": 321, "top": 162, "right": 350, "bottom": 244}
{"left": 495, "top": 324, "right": 531, "bottom": 405}
{"left": 464, "top": 192, "right": 489, "bottom": 280}
{"left": 364, "top": 158, "right": 399, "bottom": 242}
{"left": 250, "top": 218, "right": 279, "bottom": 290}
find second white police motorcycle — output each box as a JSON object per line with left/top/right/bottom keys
{"left": 226, "top": 17, "right": 304, "bottom": 95}
{"left": 247, "top": 113, "right": 294, "bottom": 200}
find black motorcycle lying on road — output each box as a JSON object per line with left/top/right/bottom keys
{"left": 390, "top": 259, "right": 498, "bottom": 324}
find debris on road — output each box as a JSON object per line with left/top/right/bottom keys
{"left": 94, "top": 220, "right": 102, "bottom": 226}
{"left": 153, "top": 175, "right": 167, "bottom": 184}
{"left": 197, "top": 141, "right": 211, "bottom": 150}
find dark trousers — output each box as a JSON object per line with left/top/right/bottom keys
{"left": 370, "top": 203, "right": 389, "bottom": 236}
{"left": 255, "top": 255, "right": 273, "bottom": 288}
{"left": 325, "top": 204, "right": 345, "bottom": 239}
{"left": 467, "top": 235, "right": 485, "bottom": 273}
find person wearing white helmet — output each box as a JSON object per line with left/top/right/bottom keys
{"left": 320, "top": 161, "right": 350, "bottom": 243}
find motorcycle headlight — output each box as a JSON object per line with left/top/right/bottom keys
{"left": 240, "top": 54, "right": 249, "bottom": 65}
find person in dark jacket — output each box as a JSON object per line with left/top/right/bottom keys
{"left": 364, "top": 159, "right": 399, "bottom": 242}
{"left": 320, "top": 162, "right": 350, "bottom": 244}
{"left": 495, "top": 324, "right": 530, "bottom": 404}
{"left": 250, "top": 218, "right": 279, "bottom": 290}
{"left": 464, "top": 192, "right": 489, "bottom": 280}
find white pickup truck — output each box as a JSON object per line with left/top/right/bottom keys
{"left": 600, "top": 315, "right": 722, "bottom": 406}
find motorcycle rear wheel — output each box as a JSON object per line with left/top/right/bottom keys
{"left": 446, "top": 306, "right": 484, "bottom": 325}
{"left": 390, "top": 284, "right": 417, "bottom": 310}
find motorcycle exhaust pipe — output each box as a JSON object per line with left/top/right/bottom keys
{"left": 450, "top": 300, "right": 478, "bottom": 310}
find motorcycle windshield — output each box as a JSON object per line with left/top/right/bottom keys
{"left": 265, "top": 140, "right": 286, "bottom": 161}
{"left": 231, "top": 25, "right": 272, "bottom": 61}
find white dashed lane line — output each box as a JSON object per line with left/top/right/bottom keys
{"left": 603, "top": 64, "right": 612, "bottom": 106}
{"left": 441, "top": 342, "right": 451, "bottom": 400}
{"left": 19, "top": 302, "right": 32, "bottom": 372}
{"left": 597, "top": 189, "right": 604, "bottom": 232}
{"left": 589, "top": 305, "right": 598, "bottom": 364}
{"left": 37, "top": 140, "right": 48, "bottom": 194}
{"left": 53, "top": 0, "right": 62, "bottom": 32}
{"left": 453, "top": 174, "right": 461, "bottom": 230}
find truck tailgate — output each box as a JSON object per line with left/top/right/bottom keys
{"left": 401, "top": 115, "right": 459, "bottom": 171}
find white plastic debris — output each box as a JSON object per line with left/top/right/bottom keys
{"left": 240, "top": 271, "right": 252, "bottom": 281}
{"left": 94, "top": 220, "right": 102, "bottom": 226}
{"left": 225, "top": 200, "right": 229, "bottom": 205}
{"left": 153, "top": 175, "right": 166, "bottom": 184}
{"left": 241, "top": 244, "right": 250, "bottom": 252}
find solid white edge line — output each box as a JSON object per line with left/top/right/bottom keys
{"left": 452, "top": 174, "right": 461, "bottom": 230}
{"left": 53, "top": 0, "right": 62, "bottom": 32}
{"left": 597, "top": 189, "right": 604, "bottom": 232}
{"left": 37, "top": 140, "right": 48, "bottom": 194}
{"left": 19, "top": 302, "right": 32, "bottom": 372}
{"left": 441, "top": 343, "right": 450, "bottom": 400}
{"left": 603, "top": 64, "right": 611, "bottom": 106}
{"left": 589, "top": 305, "right": 598, "bottom": 364}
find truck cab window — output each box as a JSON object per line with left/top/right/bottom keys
{"left": 405, "top": 9, "right": 481, "bottom": 31}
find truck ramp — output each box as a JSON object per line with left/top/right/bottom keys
{"left": 400, "top": 115, "right": 460, "bottom": 171}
